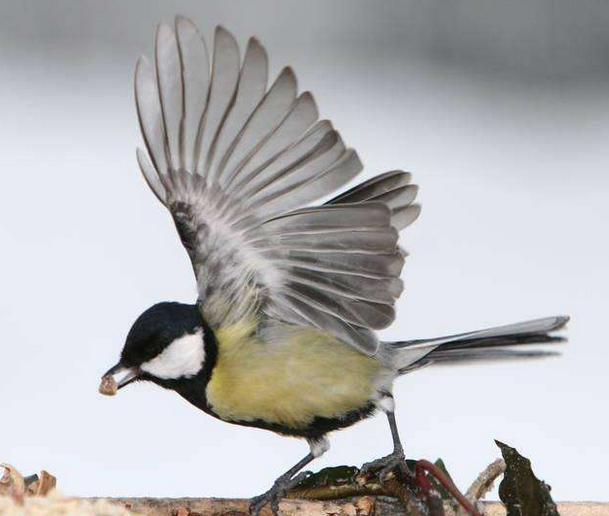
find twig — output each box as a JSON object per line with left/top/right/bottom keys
{"left": 465, "top": 459, "right": 506, "bottom": 502}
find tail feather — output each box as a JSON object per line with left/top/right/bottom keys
{"left": 390, "top": 315, "right": 569, "bottom": 373}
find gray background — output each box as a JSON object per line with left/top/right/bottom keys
{"left": 1, "top": 0, "right": 607, "bottom": 501}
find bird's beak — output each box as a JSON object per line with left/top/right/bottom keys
{"left": 99, "top": 363, "right": 140, "bottom": 396}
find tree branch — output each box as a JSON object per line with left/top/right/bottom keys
{"left": 90, "top": 498, "right": 608, "bottom": 516}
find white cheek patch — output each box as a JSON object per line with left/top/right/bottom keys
{"left": 140, "top": 329, "right": 205, "bottom": 380}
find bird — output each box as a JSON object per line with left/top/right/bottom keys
{"left": 100, "top": 16, "right": 569, "bottom": 516}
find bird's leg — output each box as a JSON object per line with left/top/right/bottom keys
{"left": 249, "top": 454, "right": 313, "bottom": 516}
{"left": 361, "top": 397, "right": 411, "bottom": 481}
{"left": 249, "top": 437, "right": 329, "bottom": 516}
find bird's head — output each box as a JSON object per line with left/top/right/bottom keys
{"left": 100, "top": 302, "right": 208, "bottom": 395}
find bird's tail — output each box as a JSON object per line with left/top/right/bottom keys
{"left": 388, "top": 315, "right": 569, "bottom": 374}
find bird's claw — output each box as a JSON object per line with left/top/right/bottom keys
{"left": 361, "top": 447, "right": 412, "bottom": 483}
{"left": 249, "top": 471, "right": 312, "bottom": 516}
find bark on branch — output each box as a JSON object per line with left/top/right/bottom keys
{"left": 91, "top": 497, "right": 609, "bottom": 516}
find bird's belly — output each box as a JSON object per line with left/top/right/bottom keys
{"left": 205, "top": 323, "right": 384, "bottom": 431}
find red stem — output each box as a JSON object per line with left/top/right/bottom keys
{"left": 414, "top": 460, "right": 481, "bottom": 516}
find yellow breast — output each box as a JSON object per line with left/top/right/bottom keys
{"left": 205, "top": 319, "right": 382, "bottom": 429}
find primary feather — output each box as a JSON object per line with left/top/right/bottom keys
{"left": 134, "top": 17, "right": 420, "bottom": 354}
{"left": 326, "top": 170, "right": 420, "bottom": 231}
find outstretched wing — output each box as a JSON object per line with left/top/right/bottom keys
{"left": 134, "top": 17, "right": 420, "bottom": 355}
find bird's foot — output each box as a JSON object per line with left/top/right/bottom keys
{"left": 360, "top": 446, "right": 412, "bottom": 483}
{"left": 249, "top": 470, "right": 312, "bottom": 516}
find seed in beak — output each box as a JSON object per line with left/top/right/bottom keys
{"left": 99, "top": 365, "right": 140, "bottom": 396}
{"left": 99, "top": 375, "right": 118, "bottom": 396}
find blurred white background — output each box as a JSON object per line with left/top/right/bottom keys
{"left": 1, "top": 0, "right": 607, "bottom": 501}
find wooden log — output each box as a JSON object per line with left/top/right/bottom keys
{"left": 94, "top": 497, "right": 609, "bottom": 516}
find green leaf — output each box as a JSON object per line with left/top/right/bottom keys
{"left": 294, "top": 465, "right": 360, "bottom": 489}
{"left": 496, "top": 440, "right": 559, "bottom": 516}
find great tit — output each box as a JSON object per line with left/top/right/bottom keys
{"left": 100, "top": 16, "right": 568, "bottom": 515}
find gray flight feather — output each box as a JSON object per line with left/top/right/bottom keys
{"left": 175, "top": 16, "right": 210, "bottom": 173}
{"left": 155, "top": 22, "right": 183, "bottom": 171}
{"left": 327, "top": 170, "right": 421, "bottom": 230}
{"left": 207, "top": 37, "right": 268, "bottom": 185}
{"left": 134, "top": 17, "right": 420, "bottom": 354}
{"left": 230, "top": 120, "right": 335, "bottom": 198}
{"left": 218, "top": 67, "right": 298, "bottom": 187}
{"left": 195, "top": 26, "right": 240, "bottom": 176}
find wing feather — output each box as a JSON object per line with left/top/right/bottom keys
{"left": 230, "top": 119, "right": 335, "bottom": 198}
{"left": 155, "top": 23, "right": 183, "bottom": 171}
{"left": 279, "top": 251, "right": 404, "bottom": 278}
{"left": 255, "top": 202, "right": 392, "bottom": 233}
{"left": 175, "top": 15, "right": 210, "bottom": 173}
{"left": 134, "top": 17, "right": 421, "bottom": 354}
{"left": 267, "top": 293, "right": 379, "bottom": 354}
{"left": 135, "top": 57, "right": 168, "bottom": 174}
{"left": 239, "top": 131, "right": 345, "bottom": 214}
{"left": 326, "top": 169, "right": 421, "bottom": 230}
{"left": 285, "top": 284, "right": 395, "bottom": 329}
{"left": 136, "top": 147, "right": 166, "bottom": 203}
{"left": 208, "top": 37, "right": 268, "bottom": 185}
{"left": 374, "top": 185, "right": 419, "bottom": 209}
{"left": 286, "top": 267, "right": 403, "bottom": 303}
{"left": 220, "top": 67, "right": 298, "bottom": 188}
{"left": 243, "top": 150, "right": 362, "bottom": 221}
{"left": 328, "top": 170, "right": 412, "bottom": 203}
{"left": 195, "top": 26, "right": 240, "bottom": 177}
{"left": 230, "top": 92, "right": 319, "bottom": 190}
{"left": 392, "top": 203, "right": 422, "bottom": 230}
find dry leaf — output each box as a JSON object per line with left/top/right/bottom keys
{"left": 36, "top": 471, "right": 57, "bottom": 496}
{"left": 0, "top": 463, "right": 26, "bottom": 505}
{"left": 354, "top": 496, "right": 376, "bottom": 516}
